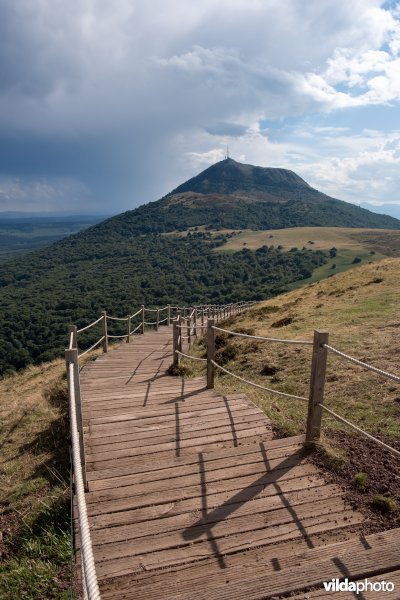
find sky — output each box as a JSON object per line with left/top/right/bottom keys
{"left": 1, "top": 0, "right": 400, "bottom": 217}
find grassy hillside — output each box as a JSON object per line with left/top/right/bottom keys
{"left": 0, "top": 359, "right": 74, "bottom": 597}
{"left": 186, "top": 257, "right": 400, "bottom": 440}
{"left": 215, "top": 226, "right": 400, "bottom": 285}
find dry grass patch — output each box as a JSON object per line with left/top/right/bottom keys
{"left": 0, "top": 348, "right": 102, "bottom": 598}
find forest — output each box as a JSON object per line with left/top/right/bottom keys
{"left": 0, "top": 230, "right": 327, "bottom": 374}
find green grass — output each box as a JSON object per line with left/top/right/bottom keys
{"left": 0, "top": 500, "right": 73, "bottom": 599}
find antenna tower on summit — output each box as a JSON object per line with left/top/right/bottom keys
{"left": 225, "top": 145, "right": 229, "bottom": 159}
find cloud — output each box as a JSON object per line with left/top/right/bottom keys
{"left": 0, "top": 0, "right": 399, "bottom": 212}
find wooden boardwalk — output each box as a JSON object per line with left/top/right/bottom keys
{"left": 76, "top": 327, "right": 400, "bottom": 599}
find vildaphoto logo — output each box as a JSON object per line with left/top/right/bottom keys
{"left": 323, "top": 578, "right": 395, "bottom": 594}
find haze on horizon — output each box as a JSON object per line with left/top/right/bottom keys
{"left": 1, "top": 0, "right": 400, "bottom": 218}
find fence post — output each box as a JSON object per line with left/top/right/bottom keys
{"left": 173, "top": 318, "right": 179, "bottom": 366}
{"left": 101, "top": 311, "right": 108, "bottom": 353}
{"left": 306, "top": 330, "right": 329, "bottom": 445}
{"left": 65, "top": 348, "right": 88, "bottom": 492}
{"left": 207, "top": 318, "right": 215, "bottom": 389}
{"left": 156, "top": 309, "right": 159, "bottom": 331}
{"left": 141, "top": 305, "right": 145, "bottom": 334}
{"left": 187, "top": 317, "right": 191, "bottom": 348}
{"left": 167, "top": 304, "right": 171, "bottom": 326}
{"left": 68, "top": 325, "right": 77, "bottom": 349}
{"left": 193, "top": 306, "right": 197, "bottom": 338}
{"left": 127, "top": 315, "right": 131, "bottom": 343}
{"left": 178, "top": 315, "right": 183, "bottom": 356}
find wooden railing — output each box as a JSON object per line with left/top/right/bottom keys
{"left": 176, "top": 320, "right": 400, "bottom": 458}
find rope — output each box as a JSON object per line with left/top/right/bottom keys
{"left": 324, "top": 344, "right": 400, "bottom": 383}
{"left": 144, "top": 321, "right": 157, "bottom": 326}
{"left": 107, "top": 333, "right": 128, "bottom": 339}
{"left": 176, "top": 350, "right": 207, "bottom": 362}
{"left": 211, "top": 360, "right": 308, "bottom": 401}
{"left": 68, "top": 363, "right": 101, "bottom": 599}
{"left": 145, "top": 308, "right": 159, "bottom": 313}
{"left": 129, "top": 323, "right": 142, "bottom": 335}
{"left": 107, "top": 315, "right": 128, "bottom": 322}
{"left": 77, "top": 316, "right": 103, "bottom": 333}
{"left": 158, "top": 317, "right": 168, "bottom": 324}
{"left": 78, "top": 337, "right": 105, "bottom": 358}
{"left": 212, "top": 326, "right": 313, "bottom": 345}
{"left": 319, "top": 404, "right": 400, "bottom": 458}
{"left": 129, "top": 308, "right": 142, "bottom": 318}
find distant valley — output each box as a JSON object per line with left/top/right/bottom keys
{"left": 0, "top": 213, "right": 109, "bottom": 261}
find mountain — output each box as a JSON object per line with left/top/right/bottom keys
{"left": 94, "top": 158, "right": 400, "bottom": 235}
{"left": 0, "top": 158, "right": 398, "bottom": 375}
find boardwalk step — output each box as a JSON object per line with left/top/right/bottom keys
{"left": 98, "top": 528, "right": 400, "bottom": 599}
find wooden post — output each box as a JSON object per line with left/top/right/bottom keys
{"left": 206, "top": 318, "right": 215, "bottom": 389}
{"left": 173, "top": 319, "right": 179, "bottom": 366}
{"left": 201, "top": 309, "right": 205, "bottom": 328}
{"left": 167, "top": 304, "right": 171, "bottom": 326}
{"left": 127, "top": 315, "right": 131, "bottom": 343}
{"left": 156, "top": 309, "right": 159, "bottom": 331}
{"left": 187, "top": 317, "right": 191, "bottom": 348}
{"left": 101, "top": 311, "right": 108, "bottom": 353}
{"left": 65, "top": 348, "right": 88, "bottom": 491}
{"left": 193, "top": 306, "right": 197, "bottom": 338}
{"left": 178, "top": 315, "right": 183, "bottom": 356}
{"left": 306, "top": 330, "right": 329, "bottom": 445}
{"left": 68, "top": 325, "right": 77, "bottom": 349}
{"left": 141, "top": 305, "right": 145, "bottom": 334}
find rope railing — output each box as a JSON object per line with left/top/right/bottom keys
{"left": 211, "top": 360, "right": 308, "bottom": 401}
{"left": 130, "top": 323, "right": 142, "bottom": 335}
{"left": 212, "top": 325, "right": 313, "bottom": 345}
{"left": 324, "top": 344, "right": 400, "bottom": 383}
{"left": 107, "top": 333, "right": 128, "bottom": 339}
{"left": 176, "top": 350, "right": 207, "bottom": 362}
{"left": 66, "top": 359, "right": 100, "bottom": 599}
{"left": 78, "top": 337, "right": 105, "bottom": 358}
{"left": 174, "top": 319, "right": 399, "bottom": 462}
{"left": 319, "top": 404, "right": 400, "bottom": 458}
{"left": 107, "top": 315, "right": 129, "bottom": 322}
{"left": 77, "top": 315, "right": 103, "bottom": 334}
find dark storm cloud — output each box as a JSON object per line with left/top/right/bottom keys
{"left": 0, "top": 0, "right": 399, "bottom": 212}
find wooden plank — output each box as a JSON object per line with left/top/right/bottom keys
{"left": 165, "top": 532, "right": 400, "bottom": 600}
{"left": 85, "top": 483, "right": 341, "bottom": 533}
{"left": 91, "top": 510, "right": 364, "bottom": 580}
{"left": 86, "top": 437, "right": 305, "bottom": 482}
{"left": 99, "top": 529, "right": 399, "bottom": 600}
{"left": 88, "top": 441, "right": 305, "bottom": 490}
{"left": 85, "top": 466, "right": 321, "bottom": 516}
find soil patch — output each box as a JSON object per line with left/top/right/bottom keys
{"left": 310, "top": 430, "right": 400, "bottom": 534}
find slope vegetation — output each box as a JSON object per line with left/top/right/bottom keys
{"left": 0, "top": 359, "right": 75, "bottom": 598}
